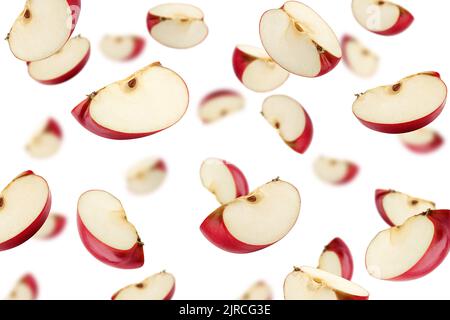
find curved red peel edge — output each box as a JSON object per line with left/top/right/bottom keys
{"left": 77, "top": 213, "right": 144, "bottom": 269}
{"left": 323, "top": 237, "right": 354, "bottom": 280}
{"left": 223, "top": 161, "right": 249, "bottom": 198}
{"left": 290, "top": 108, "right": 314, "bottom": 154}
{"left": 373, "top": 8, "right": 414, "bottom": 36}
{"left": 375, "top": 189, "right": 396, "bottom": 226}
{"left": 403, "top": 133, "right": 444, "bottom": 154}
{"left": 21, "top": 274, "right": 39, "bottom": 300}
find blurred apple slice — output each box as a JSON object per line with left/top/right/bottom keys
{"left": 7, "top": 274, "right": 38, "bottom": 300}
{"left": 26, "top": 118, "right": 63, "bottom": 159}
{"left": 112, "top": 271, "right": 175, "bottom": 300}
{"left": 34, "top": 213, "right": 66, "bottom": 240}
{"left": 198, "top": 90, "right": 244, "bottom": 124}
{"left": 127, "top": 158, "right": 167, "bottom": 195}
{"left": 241, "top": 281, "right": 272, "bottom": 300}
{"left": 313, "top": 157, "right": 359, "bottom": 185}
{"left": 318, "top": 238, "right": 354, "bottom": 280}
{"left": 400, "top": 128, "right": 444, "bottom": 154}
{"left": 341, "top": 35, "right": 378, "bottom": 78}
{"left": 100, "top": 35, "right": 145, "bottom": 61}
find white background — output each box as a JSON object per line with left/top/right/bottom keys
{"left": 0, "top": 0, "right": 449, "bottom": 300}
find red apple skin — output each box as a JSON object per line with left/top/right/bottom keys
{"left": 355, "top": 72, "right": 447, "bottom": 134}
{"left": 373, "top": 8, "right": 414, "bottom": 36}
{"left": 223, "top": 161, "right": 249, "bottom": 198}
{"left": 388, "top": 210, "right": 450, "bottom": 281}
{"left": 21, "top": 274, "right": 39, "bottom": 299}
{"left": 29, "top": 48, "right": 90, "bottom": 85}
{"left": 232, "top": 47, "right": 254, "bottom": 82}
{"left": 0, "top": 171, "right": 52, "bottom": 251}
{"left": 72, "top": 98, "right": 163, "bottom": 140}
{"left": 66, "top": 0, "right": 81, "bottom": 36}
{"left": 126, "top": 37, "right": 145, "bottom": 61}
{"left": 330, "top": 163, "right": 359, "bottom": 186}
{"left": 146, "top": 12, "right": 160, "bottom": 33}
{"left": 77, "top": 214, "right": 144, "bottom": 269}
{"left": 341, "top": 34, "right": 356, "bottom": 68}
{"left": 200, "top": 89, "right": 242, "bottom": 106}
{"left": 403, "top": 133, "right": 444, "bottom": 154}
{"left": 322, "top": 238, "right": 354, "bottom": 280}
{"left": 375, "top": 189, "right": 396, "bottom": 226}
{"left": 289, "top": 110, "right": 314, "bottom": 154}
{"left": 40, "top": 215, "right": 67, "bottom": 239}
{"left": 200, "top": 207, "right": 271, "bottom": 254}
{"left": 45, "top": 118, "right": 63, "bottom": 139}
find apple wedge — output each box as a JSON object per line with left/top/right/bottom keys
{"left": 313, "top": 157, "right": 359, "bottom": 185}
{"left": 72, "top": 62, "right": 189, "bottom": 140}
{"left": 0, "top": 171, "right": 51, "bottom": 251}
{"left": 241, "top": 281, "right": 272, "bottom": 300}
{"left": 27, "top": 35, "right": 90, "bottom": 85}
{"left": 200, "top": 178, "right": 300, "bottom": 254}
{"left": 341, "top": 35, "right": 378, "bottom": 78}
{"left": 352, "top": 0, "right": 414, "bottom": 36}
{"left": 262, "top": 95, "right": 313, "bottom": 154}
{"left": 147, "top": 3, "right": 208, "bottom": 49}
{"left": 100, "top": 35, "right": 145, "bottom": 61}
{"left": 7, "top": 0, "right": 81, "bottom": 61}
{"left": 77, "top": 190, "right": 144, "bottom": 269}
{"left": 26, "top": 118, "right": 63, "bottom": 159}
{"left": 112, "top": 271, "right": 175, "bottom": 300}
{"left": 366, "top": 210, "right": 450, "bottom": 281}
{"left": 7, "top": 274, "right": 38, "bottom": 300}
{"left": 259, "top": 1, "right": 341, "bottom": 77}
{"left": 375, "top": 189, "right": 436, "bottom": 227}
{"left": 353, "top": 72, "right": 447, "bottom": 134}
{"left": 232, "top": 45, "right": 289, "bottom": 92}
{"left": 200, "top": 158, "right": 249, "bottom": 205}
{"left": 318, "top": 238, "right": 354, "bottom": 280}
{"left": 34, "top": 213, "right": 66, "bottom": 240}
{"left": 198, "top": 90, "right": 244, "bottom": 124}
{"left": 127, "top": 158, "right": 167, "bottom": 195}
{"left": 400, "top": 128, "right": 444, "bottom": 154}
{"left": 284, "top": 267, "right": 369, "bottom": 300}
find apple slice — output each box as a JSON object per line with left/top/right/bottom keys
{"left": 241, "top": 281, "right": 272, "bottom": 300}
{"left": 112, "top": 271, "right": 175, "bottom": 300}
{"left": 27, "top": 35, "right": 90, "bottom": 85}
{"left": 353, "top": 72, "right": 447, "bottom": 134}
{"left": 26, "top": 118, "right": 63, "bottom": 159}
{"left": 341, "top": 35, "right": 378, "bottom": 78}
{"left": 259, "top": 1, "right": 341, "bottom": 77}
{"left": 232, "top": 45, "right": 289, "bottom": 92}
{"left": 284, "top": 266, "right": 369, "bottom": 300}
{"left": 400, "top": 128, "right": 444, "bottom": 154}
{"left": 366, "top": 210, "right": 450, "bottom": 281}
{"left": 147, "top": 3, "right": 208, "bottom": 49}
{"left": 72, "top": 62, "right": 189, "bottom": 140}
{"left": 198, "top": 90, "right": 245, "bottom": 124}
{"left": 352, "top": 0, "right": 414, "bottom": 36}
{"left": 318, "top": 238, "right": 354, "bottom": 280}
{"left": 7, "top": 274, "right": 38, "bottom": 300}
{"left": 77, "top": 190, "right": 144, "bottom": 269}
{"left": 313, "top": 157, "right": 359, "bottom": 185}
{"left": 200, "top": 158, "right": 249, "bottom": 205}
{"left": 7, "top": 0, "right": 81, "bottom": 61}
{"left": 34, "top": 213, "right": 66, "bottom": 240}
{"left": 262, "top": 95, "right": 313, "bottom": 154}
{"left": 375, "top": 189, "right": 436, "bottom": 227}
{"left": 127, "top": 158, "right": 167, "bottom": 195}
{"left": 100, "top": 35, "right": 145, "bottom": 61}
{"left": 0, "top": 171, "right": 51, "bottom": 251}
{"left": 200, "top": 178, "right": 300, "bottom": 254}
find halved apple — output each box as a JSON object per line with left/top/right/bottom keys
{"left": 313, "top": 157, "right": 359, "bottom": 185}
{"left": 259, "top": 1, "right": 341, "bottom": 77}
{"left": 232, "top": 45, "right": 289, "bottom": 92}
{"left": 26, "top": 118, "right": 63, "bottom": 159}
{"left": 34, "top": 213, "right": 66, "bottom": 240}
{"left": 284, "top": 267, "right": 369, "bottom": 300}
{"left": 400, "top": 128, "right": 444, "bottom": 154}
{"left": 100, "top": 35, "right": 145, "bottom": 61}
{"left": 200, "top": 158, "right": 249, "bottom": 205}
{"left": 147, "top": 3, "right": 208, "bottom": 49}
{"left": 341, "top": 35, "right": 378, "bottom": 78}
{"left": 77, "top": 190, "right": 144, "bottom": 269}
{"left": 72, "top": 62, "right": 189, "bottom": 140}
{"left": 8, "top": 0, "right": 81, "bottom": 61}
{"left": 200, "top": 178, "right": 300, "bottom": 254}
{"left": 352, "top": 0, "right": 414, "bottom": 36}
{"left": 127, "top": 157, "right": 167, "bottom": 195}
{"left": 198, "top": 90, "right": 244, "bottom": 124}
{"left": 112, "top": 271, "right": 175, "bottom": 300}
{"left": 7, "top": 274, "right": 38, "bottom": 300}
{"left": 375, "top": 189, "right": 436, "bottom": 227}
{"left": 353, "top": 72, "right": 447, "bottom": 134}
{"left": 366, "top": 210, "right": 450, "bottom": 281}
{"left": 262, "top": 95, "right": 313, "bottom": 154}
{"left": 318, "top": 238, "right": 354, "bottom": 280}
{"left": 0, "top": 171, "right": 51, "bottom": 251}
{"left": 27, "top": 35, "right": 90, "bottom": 85}
{"left": 241, "top": 281, "right": 272, "bottom": 300}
